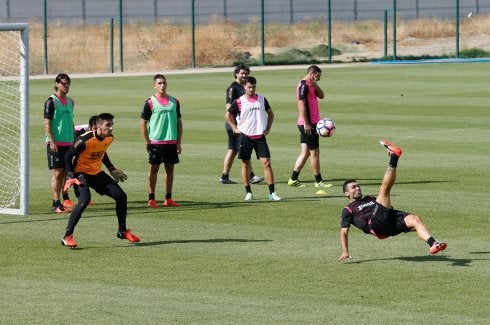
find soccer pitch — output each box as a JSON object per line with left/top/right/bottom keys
{"left": 1, "top": 63, "right": 489, "bottom": 323}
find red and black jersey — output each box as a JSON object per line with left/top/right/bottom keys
{"left": 340, "top": 195, "right": 377, "bottom": 234}
{"left": 65, "top": 131, "right": 114, "bottom": 175}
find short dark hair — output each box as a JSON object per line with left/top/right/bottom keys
{"left": 54, "top": 73, "right": 70, "bottom": 90}
{"left": 234, "top": 65, "right": 250, "bottom": 78}
{"left": 96, "top": 113, "right": 114, "bottom": 126}
{"left": 245, "top": 76, "right": 257, "bottom": 85}
{"left": 154, "top": 74, "right": 166, "bottom": 81}
{"left": 343, "top": 179, "right": 357, "bottom": 193}
{"left": 307, "top": 65, "right": 322, "bottom": 74}
{"left": 88, "top": 115, "right": 98, "bottom": 127}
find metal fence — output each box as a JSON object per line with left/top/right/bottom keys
{"left": 1, "top": 0, "right": 489, "bottom": 74}
{"left": 2, "top": 0, "right": 490, "bottom": 23}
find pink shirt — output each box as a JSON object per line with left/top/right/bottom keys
{"left": 297, "top": 79, "right": 320, "bottom": 125}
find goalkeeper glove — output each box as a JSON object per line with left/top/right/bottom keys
{"left": 110, "top": 169, "right": 127, "bottom": 183}
{"left": 63, "top": 177, "right": 81, "bottom": 192}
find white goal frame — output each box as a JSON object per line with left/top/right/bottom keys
{"left": 0, "top": 23, "right": 29, "bottom": 215}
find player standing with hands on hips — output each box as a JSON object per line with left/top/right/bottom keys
{"left": 61, "top": 113, "right": 140, "bottom": 248}
{"left": 140, "top": 74, "right": 182, "bottom": 208}
{"left": 338, "top": 140, "right": 447, "bottom": 261}
{"left": 288, "top": 65, "right": 332, "bottom": 189}
{"left": 225, "top": 76, "right": 281, "bottom": 201}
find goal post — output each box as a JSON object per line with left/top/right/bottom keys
{"left": 0, "top": 23, "right": 29, "bottom": 215}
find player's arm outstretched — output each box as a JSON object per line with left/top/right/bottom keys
{"left": 338, "top": 227, "right": 353, "bottom": 261}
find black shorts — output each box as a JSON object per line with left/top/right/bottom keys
{"left": 369, "top": 203, "right": 410, "bottom": 237}
{"left": 238, "top": 134, "right": 270, "bottom": 160}
{"left": 298, "top": 125, "right": 320, "bottom": 150}
{"left": 47, "top": 144, "right": 70, "bottom": 169}
{"left": 77, "top": 171, "right": 120, "bottom": 196}
{"left": 225, "top": 122, "right": 239, "bottom": 151}
{"left": 148, "top": 144, "right": 180, "bottom": 165}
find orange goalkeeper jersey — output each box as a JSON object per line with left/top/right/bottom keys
{"left": 70, "top": 131, "right": 114, "bottom": 175}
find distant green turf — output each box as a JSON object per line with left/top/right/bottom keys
{"left": 1, "top": 63, "right": 489, "bottom": 323}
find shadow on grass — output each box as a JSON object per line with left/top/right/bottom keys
{"left": 68, "top": 238, "right": 271, "bottom": 250}
{"left": 134, "top": 238, "right": 272, "bottom": 247}
{"left": 347, "top": 254, "right": 480, "bottom": 267}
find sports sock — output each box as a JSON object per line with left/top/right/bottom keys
{"left": 53, "top": 200, "right": 61, "bottom": 207}
{"left": 62, "top": 192, "right": 69, "bottom": 200}
{"left": 148, "top": 193, "right": 155, "bottom": 200}
{"left": 250, "top": 172, "right": 255, "bottom": 179}
{"left": 118, "top": 224, "right": 127, "bottom": 233}
{"left": 245, "top": 185, "right": 252, "bottom": 193}
{"left": 389, "top": 154, "right": 399, "bottom": 168}
{"left": 290, "top": 171, "right": 300, "bottom": 181}
{"left": 165, "top": 193, "right": 172, "bottom": 199}
{"left": 314, "top": 174, "right": 323, "bottom": 183}
{"left": 221, "top": 173, "right": 229, "bottom": 180}
{"left": 426, "top": 236, "right": 436, "bottom": 247}
{"left": 268, "top": 184, "right": 275, "bottom": 194}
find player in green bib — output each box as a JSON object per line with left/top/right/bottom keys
{"left": 140, "top": 74, "right": 183, "bottom": 208}
{"left": 43, "top": 73, "right": 76, "bottom": 213}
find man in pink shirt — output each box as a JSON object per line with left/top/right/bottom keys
{"left": 288, "top": 65, "right": 332, "bottom": 189}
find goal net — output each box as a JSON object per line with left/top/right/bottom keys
{"left": 0, "top": 23, "right": 29, "bottom": 215}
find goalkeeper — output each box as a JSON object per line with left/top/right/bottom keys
{"left": 61, "top": 113, "right": 140, "bottom": 248}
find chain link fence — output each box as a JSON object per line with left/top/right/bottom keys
{"left": 1, "top": 0, "right": 490, "bottom": 74}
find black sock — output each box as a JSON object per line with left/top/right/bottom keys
{"left": 62, "top": 192, "right": 69, "bottom": 200}
{"left": 245, "top": 185, "right": 252, "bottom": 193}
{"left": 165, "top": 193, "right": 172, "bottom": 199}
{"left": 314, "top": 174, "right": 323, "bottom": 183}
{"left": 426, "top": 236, "right": 436, "bottom": 247}
{"left": 291, "top": 171, "right": 300, "bottom": 180}
{"left": 149, "top": 193, "right": 155, "bottom": 200}
{"left": 389, "top": 154, "right": 399, "bottom": 168}
{"left": 250, "top": 172, "right": 255, "bottom": 179}
{"left": 221, "top": 173, "right": 229, "bottom": 180}
{"left": 268, "top": 184, "right": 275, "bottom": 194}
{"left": 118, "top": 224, "right": 127, "bottom": 233}
{"left": 53, "top": 200, "right": 61, "bottom": 207}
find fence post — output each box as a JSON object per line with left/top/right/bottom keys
{"left": 6, "top": 0, "right": 11, "bottom": 20}
{"left": 191, "top": 0, "right": 196, "bottom": 68}
{"left": 327, "top": 0, "right": 332, "bottom": 63}
{"left": 261, "top": 0, "right": 265, "bottom": 66}
{"left": 455, "top": 0, "right": 460, "bottom": 58}
{"left": 392, "top": 0, "right": 397, "bottom": 61}
{"left": 43, "top": 0, "right": 48, "bottom": 74}
{"left": 384, "top": 9, "right": 388, "bottom": 57}
{"left": 110, "top": 17, "right": 114, "bottom": 73}
{"left": 119, "top": 0, "right": 123, "bottom": 72}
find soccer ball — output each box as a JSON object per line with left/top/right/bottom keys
{"left": 316, "top": 118, "right": 336, "bottom": 137}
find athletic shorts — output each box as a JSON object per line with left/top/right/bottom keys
{"left": 47, "top": 144, "right": 70, "bottom": 170}
{"left": 77, "top": 171, "right": 120, "bottom": 197}
{"left": 148, "top": 144, "right": 180, "bottom": 165}
{"left": 298, "top": 125, "right": 320, "bottom": 150}
{"left": 369, "top": 203, "right": 410, "bottom": 237}
{"left": 238, "top": 134, "right": 270, "bottom": 161}
{"left": 225, "top": 122, "right": 239, "bottom": 151}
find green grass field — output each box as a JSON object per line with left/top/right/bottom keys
{"left": 1, "top": 63, "right": 489, "bottom": 324}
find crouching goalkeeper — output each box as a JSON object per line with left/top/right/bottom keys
{"left": 61, "top": 113, "right": 140, "bottom": 248}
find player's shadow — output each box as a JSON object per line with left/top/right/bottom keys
{"left": 133, "top": 238, "right": 272, "bottom": 247}
{"left": 353, "top": 179, "right": 454, "bottom": 187}
{"left": 347, "top": 254, "right": 478, "bottom": 267}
